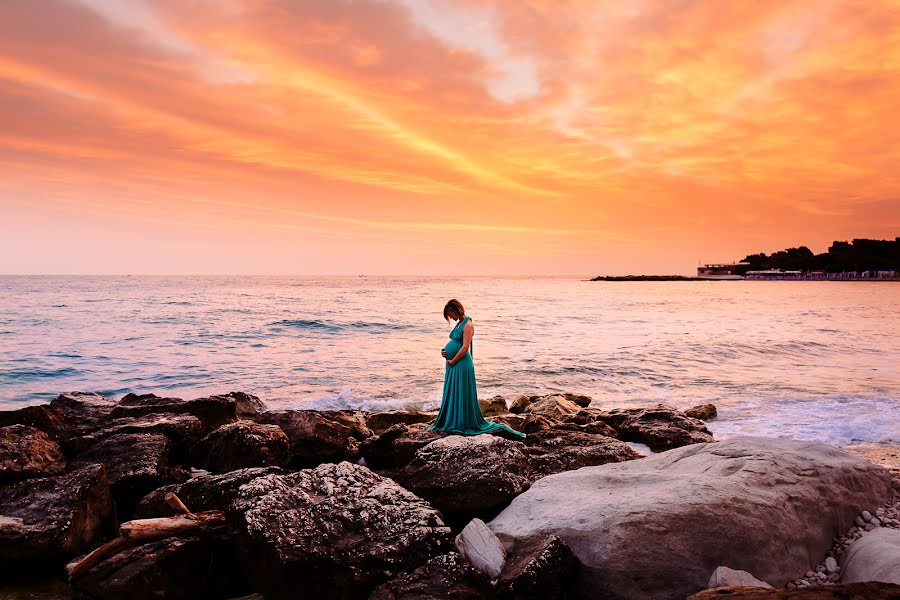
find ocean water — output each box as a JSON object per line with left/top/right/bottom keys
{"left": 0, "top": 276, "right": 897, "bottom": 447}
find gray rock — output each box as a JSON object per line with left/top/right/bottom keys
{"left": 862, "top": 510, "right": 873, "bottom": 522}
{"left": 189, "top": 421, "right": 290, "bottom": 473}
{"left": 396, "top": 435, "right": 532, "bottom": 517}
{"left": 0, "top": 424, "right": 66, "bottom": 482}
{"left": 871, "top": 516, "right": 882, "bottom": 526}
{"left": 455, "top": 518, "right": 506, "bottom": 579}
{"left": 0, "top": 464, "right": 115, "bottom": 564}
{"left": 227, "top": 461, "right": 452, "bottom": 599}
{"left": 840, "top": 527, "right": 900, "bottom": 585}
{"left": 825, "top": 556, "right": 838, "bottom": 573}
{"left": 489, "top": 436, "right": 893, "bottom": 600}
{"left": 708, "top": 566, "right": 773, "bottom": 589}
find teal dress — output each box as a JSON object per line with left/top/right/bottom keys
{"left": 428, "top": 316, "right": 526, "bottom": 439}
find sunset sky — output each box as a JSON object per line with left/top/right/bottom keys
{"left": 1, "top": 0, "right": 899, "bottom": 275}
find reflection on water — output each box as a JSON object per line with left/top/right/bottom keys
{"left": 1, "top": 276, "right": 897, "bottom": 446}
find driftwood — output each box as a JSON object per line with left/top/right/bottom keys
{"left": 66, "top": 493, "right": 225, "bottom": 580}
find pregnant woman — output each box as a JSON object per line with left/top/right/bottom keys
{"left": 428, "top": 299, "right": 525, "bottom": 439}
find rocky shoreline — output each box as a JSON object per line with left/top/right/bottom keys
{"left": 0, "top": 391, "right": 898, "bottom": 599}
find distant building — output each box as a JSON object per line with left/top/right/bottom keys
{"left": 697, "top": 262, "right": 748, "bottom": 279}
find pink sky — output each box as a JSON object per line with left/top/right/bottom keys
{"left": 1, "top": 0, "right": 898, "bottom": 275}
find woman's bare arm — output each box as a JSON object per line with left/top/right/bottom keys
{"left": 448, "top": 320, "right": 474, "bottom": 366}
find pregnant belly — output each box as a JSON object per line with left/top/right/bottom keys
{"left": 444, "top": 339, "right": 463, "bottom": 359}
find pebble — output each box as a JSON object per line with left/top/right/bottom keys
{"left": 805, "top": 570, "right": 815, "bottom": 578}
{"left": 855, "top": 516, "right": 866, "bottom": 527}
{"left": 825, "top": 557, "right": 838, "bottom": 573}
{"left": 862, "top": 510, "right": 873, "bottom": 522}
{"left": 871, "top": 516, "right": 881, "bottom": 526}
{"left": 865, "top": 523, "right": 875, "bottom": 531}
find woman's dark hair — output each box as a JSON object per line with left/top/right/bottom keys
{"left": 443, "top": 299, "right": 465, "bottom": 324}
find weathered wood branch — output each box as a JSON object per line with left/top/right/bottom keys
{"left": 66, "top": 493, "right": 225, "bottom": 581}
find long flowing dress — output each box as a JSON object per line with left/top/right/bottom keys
{"left": 428, "top": 316, "right": 526, "bottom": 439}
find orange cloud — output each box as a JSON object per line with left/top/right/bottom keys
{"left": 0, "top": 0, "right": 898, "bottom": 275}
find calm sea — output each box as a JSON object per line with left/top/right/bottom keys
{"left": 1, "top": 276, "right": 897, "bottom": 446}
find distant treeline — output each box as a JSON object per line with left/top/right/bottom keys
{"left": 739, "top": 238, "right": 899, "bottom": 272}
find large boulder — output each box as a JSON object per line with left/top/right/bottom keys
{"left": 51, "top": 392, "right": 118, "bottom": 417}
{"left": 395, "top": 435, "right": 532, "bottom": 518}
{"left": 0, "top": 424, "right": 66, "bottom": 482}
{"left": 69, "top": 413, "right": 203, "bottom": 458}
{"left": 0, "top": 464, "right": 115, "bottom": 565}
{"left": 522, "top": 430, "right": 642, "bottom": 479}
{"left": 0, "top": 403, "right": 109, "bottom": 452}
{"left": 489, "top": 437, "right": 894, "bottom": 600}
{"left": 189, "top": 421, "right": 291, "bottom": 473}
{"left": 360, "top": 423, "right": 444, "bottom": 470}
{"left": 840, "top": 528, "right": 900, "bottom": 584}
{"left": 227, "top": 462, "right": 453, "bottom": 599}
{"left": 687, "top": 582, "right": 900, "bottom": 599}
{"left": 595, "top": 404, "right": 713, "bottom": 450}
{"left": 365, "top": 410, "right": 435, "bottom": 435}
{"left": 71, "top": 535, "right": 244, "bottom": 600}
{"left": 72, "top": 433, "right": 172, "bottom": 517}
{"left": 255, "top": 409, "right": 371, "bottom": 467}
{"left": 495, "top": 535, "right": 579, "bottom": 600}
{"left": 369, "top": 553, "right": 495, "bottom": 600}
{"left": 133, "top": 467, "right": 284, "bottom": 518}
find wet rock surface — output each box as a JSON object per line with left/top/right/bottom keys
{"left": 227, "top": 461, "right": 452, "bottom": 600}
{"left": 255, "top": 409, "right": 371, "bottom": 467}
{"left": 110, "top": 395, "right": 240, "bottom": 433}
{"left": 685, "top": 404, "right": 718, "bottom": 420}
{"left": 0, "top": 464, "right": 114, "bottom": 565}
{"left": 189, "top": 421, "right": 290, "bottom": 473}
{"left": 68, "top": 413, "right": 203, "bottom": 458}
{"left": 0, "top": 425, "right": 66, "bottom": 482}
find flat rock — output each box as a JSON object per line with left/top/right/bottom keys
{"left": 72, "top": 433, "right": 171, "bottom": 517}
{"left": 396, "top": 435, "right": 532, "bottom": 518}
{"left": 118, "top": 392, "right": 185, "bottom": 407}
{"left": 495, "top": 535, "right": 579, "bottom": 600}
{"left": 686, "top": 582, "right": 900, "bottom": 599}
{"left": 72, "top": 535, "right": 243, "bottom": 600}
{"left": 0, "top": 464, "right": 115, "bottom": 565}
{"left": 369, "top": 553, "right": 494, "bottom": 600}
{"left": 455, "top": 518, "right": 506, "bottom": 579}
{"left": 489, "top": 437, "right": 894, "bottom": 600}
{"left": 255, "top": 409, "right": 371, "bottom": 467}
{"left": 686, "top": 404, "right": 718, "bottom": 421}
{"left": 0, "top": 424, "right": 66, "bottom": 482}
{"left": 479, "top": 396, "right": 508, "bottom": 417}
{"left": 110, "top": 396, "right": 239, "bottom": 433}
{"left": 51, "top": 392, "right": 118, "bottom": 417}
{"left": 709, "top": 566, "right": 773, "bottom": 589}
{"left": 360, "top": 423, "right": 444, "bottom": 470}
{"left": 365, "top": 410, "right": 435, "bottom": 435}
{"left": 227, "top": 461, "right": 452, "bottom": 599}
{"left": 487, "top": 414, "right": 526, "bottom": 430}
{"left": 523, "top": 429, "right": 642, "bottom": 479}
{"left": 519, "top": 414, "right": 560, "bottom": 434}
{"left": 190, "top": 421, "right": 290, "bottom": 473}
{"left": 0, "top": 403, "right": 109, "bottom": 451}
{"left": 595, "top": 403, "right": 713, "bottom": 450}
{"left": 69, "top": 413, "right": 203, "bottom": 458}
{"left": 840, "top": 527, "right": 900, "bottom": 584}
